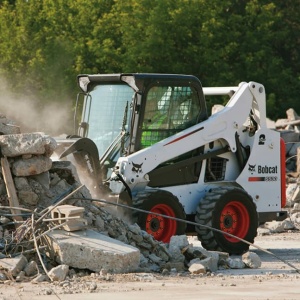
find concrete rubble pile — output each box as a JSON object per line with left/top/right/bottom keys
{"left": 0, "top": 111, "right": 294, "bottom": 284}
{"left": 261, "top": 108, "right": 300, "bottom": 234}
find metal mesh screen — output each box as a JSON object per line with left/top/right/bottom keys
{"left": 141, "top": 85, "right": 200, "bottom": 148}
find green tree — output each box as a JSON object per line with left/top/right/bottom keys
{"left": 1, "top": 0, "right": 300, "bottom": 122}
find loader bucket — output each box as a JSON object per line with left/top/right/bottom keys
{"left": 59, "top": 137, "right": 101, "bottom": 182}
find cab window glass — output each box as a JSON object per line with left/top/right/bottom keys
{"left": 141, "top": 85, "right": 201, "bottom": 148}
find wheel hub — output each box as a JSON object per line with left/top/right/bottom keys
{"left": 220, "top": 200, "right": 250, "bottom": 242}
{"left": 145, "top": 203, "right": 177, "bottom": 243}
{"left": 149, "top": 216, "right": 161, "bottom": 232}
{"left": 223, "top": 214, "right": 233, "bottom": 228}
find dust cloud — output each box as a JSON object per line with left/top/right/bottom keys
{"left": 0, "top": 76, "right": 73, "bottom": 136}
{"left": 62, "top": 152, "right": 132, "bottom": 222}
{"left": 0, "top": 76, "right": 132, "bottom": 222}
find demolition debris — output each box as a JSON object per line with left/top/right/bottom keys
{"left": 0, "top": 110, "right": 299, "bottom": 285}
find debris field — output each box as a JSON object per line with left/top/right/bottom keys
{"left": 0, "top": 109, "right": 299, "bottom": 289}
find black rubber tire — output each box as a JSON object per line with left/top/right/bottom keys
{"left": 133, "top": 189, "right": 186, "bottom": 243}
{"left": 195, "top": 186, "right": 258, "bottom": 254}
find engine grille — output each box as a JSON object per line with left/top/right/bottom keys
{"left": 204, "top": 157, "right": 227, "bottom": 182}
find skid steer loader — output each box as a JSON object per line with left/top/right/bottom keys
{"left": 58, "top": 73, "right": 287, "bottom": 254}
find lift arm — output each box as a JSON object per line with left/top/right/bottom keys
{"left": 111, "top": 82, "right": 267, "bottom": 192}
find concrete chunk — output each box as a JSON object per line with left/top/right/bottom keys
{"left": 168, "top": 235, "right": 189, "bottom": 263}
{"left": 0, "top": 133, "right": 56, "bottom": 157}
{"left": 24, "top": 261, "right": 38, "bottom": 276}
{"left": 188, "top": 261, "right": 206, "bottom": 274}
{"left": 0, "top": 255, "right": 28, "bottom": 277}
{"left": 227, "top": 257, "right": 245, "bottom": 269}
{"left": 0, "top": 123, "right": 20, "bottom": 135}
{"left": 242, "top": 251, "right": 261, "bottom": 269}
{"left": 46, "top": 229, "right": 140, "bottom": 273}
{"left": 0, "top": 115, "right": 20, "bottom": 135}
{"left": 12, "top": 155, "right": 52, "bottom": 176}
{"left": 48, "top": 264, "right": 69, "bottom": 281}
{"left": 201, "top": 253, "right": 219, "bottom": 272}
{"left": 264, "top": 220, "right": 285, "bottom": 233}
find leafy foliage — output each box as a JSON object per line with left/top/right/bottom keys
{"left": 0, "top": 0, "right": 299, "bottom": 122}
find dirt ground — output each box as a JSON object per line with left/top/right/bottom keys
{"left": 1, "top": 230, "right": 300, "bottom": 300}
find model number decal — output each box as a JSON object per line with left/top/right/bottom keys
{"left": 248, "top": 176, "right": 278, "bottom": 182}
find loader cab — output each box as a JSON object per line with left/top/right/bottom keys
{"left": 137, "top": 76, "right": 208, "bottom": 149}
{"left": 76, "top": 73, "right": 207, "bottom": 178}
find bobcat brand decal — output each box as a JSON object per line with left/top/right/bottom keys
{"left": 132, "top": 162, "right": 143, "bottom": 173}
{"left": 248, "top": 163, "right": 278, "bottom": 182}
{"left": 257, "top": 165, "right": 278, "bottom": 173}
{"left": 248, "top": 164, "right": 256, "bottom": 172}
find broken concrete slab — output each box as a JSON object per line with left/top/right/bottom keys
{"left": 0, "top": 133, "right": 56, "bottom": 157}
{"left": 45, "top": 229, "right": 140, "bottom": 273}
{"left": 12, "top": 155, "right": 52, "bottom": 176}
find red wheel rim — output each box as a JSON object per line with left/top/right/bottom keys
{"left": 145, "top": 204, "right": 177, "bottom": 243}
{"left": 219, "top": 201, "right": 250, "bottom": 243}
